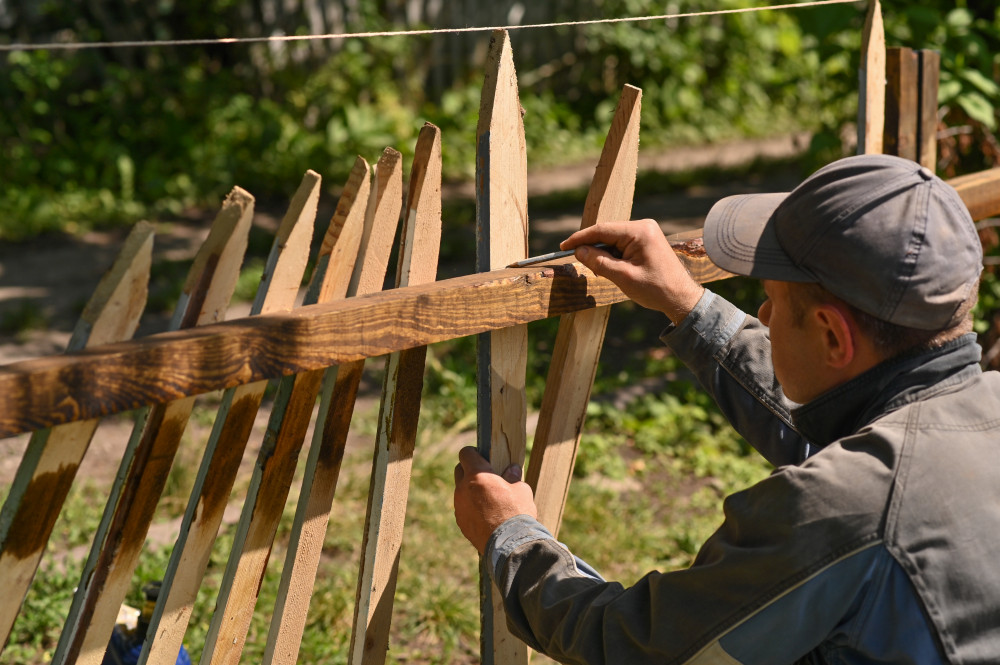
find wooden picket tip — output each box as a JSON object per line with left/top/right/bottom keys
{"left": 858, "top": 0, "right": 885, "bottom": 155}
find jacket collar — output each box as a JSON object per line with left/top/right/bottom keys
{"left": 791, "top": 333, "right": 982, "bottom": 448}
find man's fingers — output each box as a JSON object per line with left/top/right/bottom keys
{"left": 561, "top": 221, "right": 631, "bottom": 251}
{"left": 577, "top": 245, "right": 634, "bottom": 285}
{"left": 458, "top": 445, "right": 492, "bottom": 474}
{"left": 454, "top": 462, "right": 464, "bottom": 485}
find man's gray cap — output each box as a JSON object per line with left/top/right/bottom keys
{"left": 704, "top": 154, "right": 982, "bottom": 330}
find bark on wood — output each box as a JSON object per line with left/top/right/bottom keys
{"left": 0, "top": 222, "right": 153, "bottom": 651}
{"left": 526, "top": 85, "right": 640, "bottom": 537}
{"left": 138, "top": 171, "right": 319, "bottom": 665}
{"left": 53, "top": 189, "right": 253, "bottom": 665}
{"left": 475, "top": 29, "right": 530, "bottom": 665}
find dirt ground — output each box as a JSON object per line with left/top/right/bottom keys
{"left": 0, "top": 132, "right": 809, "bottom": 522}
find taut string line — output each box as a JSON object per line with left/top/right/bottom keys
{"left": 0, "top": 0, "right": 859, "bottom": 53}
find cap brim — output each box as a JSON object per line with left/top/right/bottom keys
{"left": 704, "top": 193, "right": 814, "bottom": 282}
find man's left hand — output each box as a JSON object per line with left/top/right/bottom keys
{"left": 454, "top": 446, "right": 537, "bottom": 555}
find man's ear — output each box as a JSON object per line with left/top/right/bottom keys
{"left": 813, "top": 304, "right": 856, "bottom": 369}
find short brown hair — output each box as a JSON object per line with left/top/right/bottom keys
{"left": 786, "top": 282, "right": 976, "bottom": 361}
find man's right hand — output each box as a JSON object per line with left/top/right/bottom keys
{"left": 561, "top": 219, "right": 705, "bottom": 325}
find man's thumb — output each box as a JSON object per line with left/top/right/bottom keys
{"left": 501, "top": 463, "right": 522, "bottom": 483}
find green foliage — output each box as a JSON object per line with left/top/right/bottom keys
{"left": 582, "top": 0, "right": 838, "bottom": 144}
{"left": 796, "top": 1, "right": 1000, "bottom": 171}
{"left": 3, "top": 1, "right": 998, "bottom": 240}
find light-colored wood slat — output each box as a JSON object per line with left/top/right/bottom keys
{"left": 949, "top": 168, "right": 1000, "bottom": 221}
{"left": 0, "top": 222, "right": 153, "bottom": 652}
{"left": 474, "top": 29, "right": 530, "bottom": 665}
{"left": 3, "top": 165, "right": 997, "bottom": 440}
{"left": 917, "top": 49, "right": 940, "bottom": 170}
{"left": 858, "top": 0, "right": 885, "bottom": 155}
{"left": 885, "top": 47, "right": 919, "bottom": 161}
{"left": 138, "top": 171, "right": 321, "bottom": 665}
{"left": 263, "top": 147, "right": 409, "bottom": 665}
{"left": 526, "top": 85, "right": 641, "bottom": 536}
{"left": 347, "top": 123, "right": 443, "bottom": 665}
{"left": 53, "top": 188, "right": 254, "bottom": 665}
{"left": 202, "top": 148, "right": 401, "bottom": 665}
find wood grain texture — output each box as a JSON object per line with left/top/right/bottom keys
{"left": 1, "top": 168, "right": 995, "bottom": 440}
{"left": 348, "top": 123, "right": 442, "bottom": 665}
{"left": 949, "top": 168, "right": 1000, "bottom": 221}
{"left": 526, "top": 85, "right": 640, "bottom": 537}
{"left": 202, "top": 149, "right": 400, "bottom": 665}
{"left": 139, "top": 171, "right": 319, "bottom": 665}
{"left": 263, "top": 146, "right": 409, "bottom": 665}
{"left": 475, "top": 28, "right": 530, "bottom": 665}
{"left": 53, "top": 189, "right": 253, "bottom": 665}
{"left": 858, "top": 0, "right": 885, "bottom": 155}
{"left": 0, "top": 222, "right": 153, "bottom": 652}
{"left": 917, "top": 50, "right": 940, "bottom": 170}
{"left": 351, "top": 147, "right": 404, "bottom": 297}
{"left": 260, "top": 161, "right": 371, "bottom": 665}
{"left": 885, "top": 47, "right": 919, "bottom": 161}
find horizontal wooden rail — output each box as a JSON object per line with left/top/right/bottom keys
{"left": 948, "top": 167, "right": 1000, "bottom": 221}
{"left": 0, "top": 259, "right": 625, "bottom": 438}
{"left": 1, "top": 167, "right": 997, "bottom": 440}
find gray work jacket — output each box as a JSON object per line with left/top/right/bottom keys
{"left": 485, "top": 290, "right": 1000, "bottom": 664}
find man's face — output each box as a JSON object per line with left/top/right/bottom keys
{"left": 757, "top": 280, "right": 826, "bottom": 404}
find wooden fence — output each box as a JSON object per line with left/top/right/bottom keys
{"left": 3, "top": 7, "right": 1000, "bottom": 665}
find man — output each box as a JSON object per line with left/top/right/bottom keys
{"left": 453, "top": 154, "right": 1000, "bottom": 664}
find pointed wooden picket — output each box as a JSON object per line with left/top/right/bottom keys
{"left": 858, "top": 0, "right": 885, "bottom": 155}
{"left": 474, "top": 29, "right": 530, "bottom": 665}
{"left": 526, "top": 85, "right": 641, "bottom": 536}
{"left": 201, "top": 148, "right": 401, "bottom": 665}
{"left": 347, "top": 123, "right": 443, "bottom": 665}
{"left": 0, "top": 221, "right": 154, "bottom": 652}
{"left": 53, "top": 188, "right": 254, "bottom": 665}
{"left": 137, "top": 171, "right": 320, "bottom": 665}
{"left": 262, "top": 147, "right": 412, "bottom": 665}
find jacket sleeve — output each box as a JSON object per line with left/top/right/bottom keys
{"left": 661, "top": 290, "right": 815, "bottom": 466}
{"left": 487, "top": 458, "right": 890, "bottom": 665}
